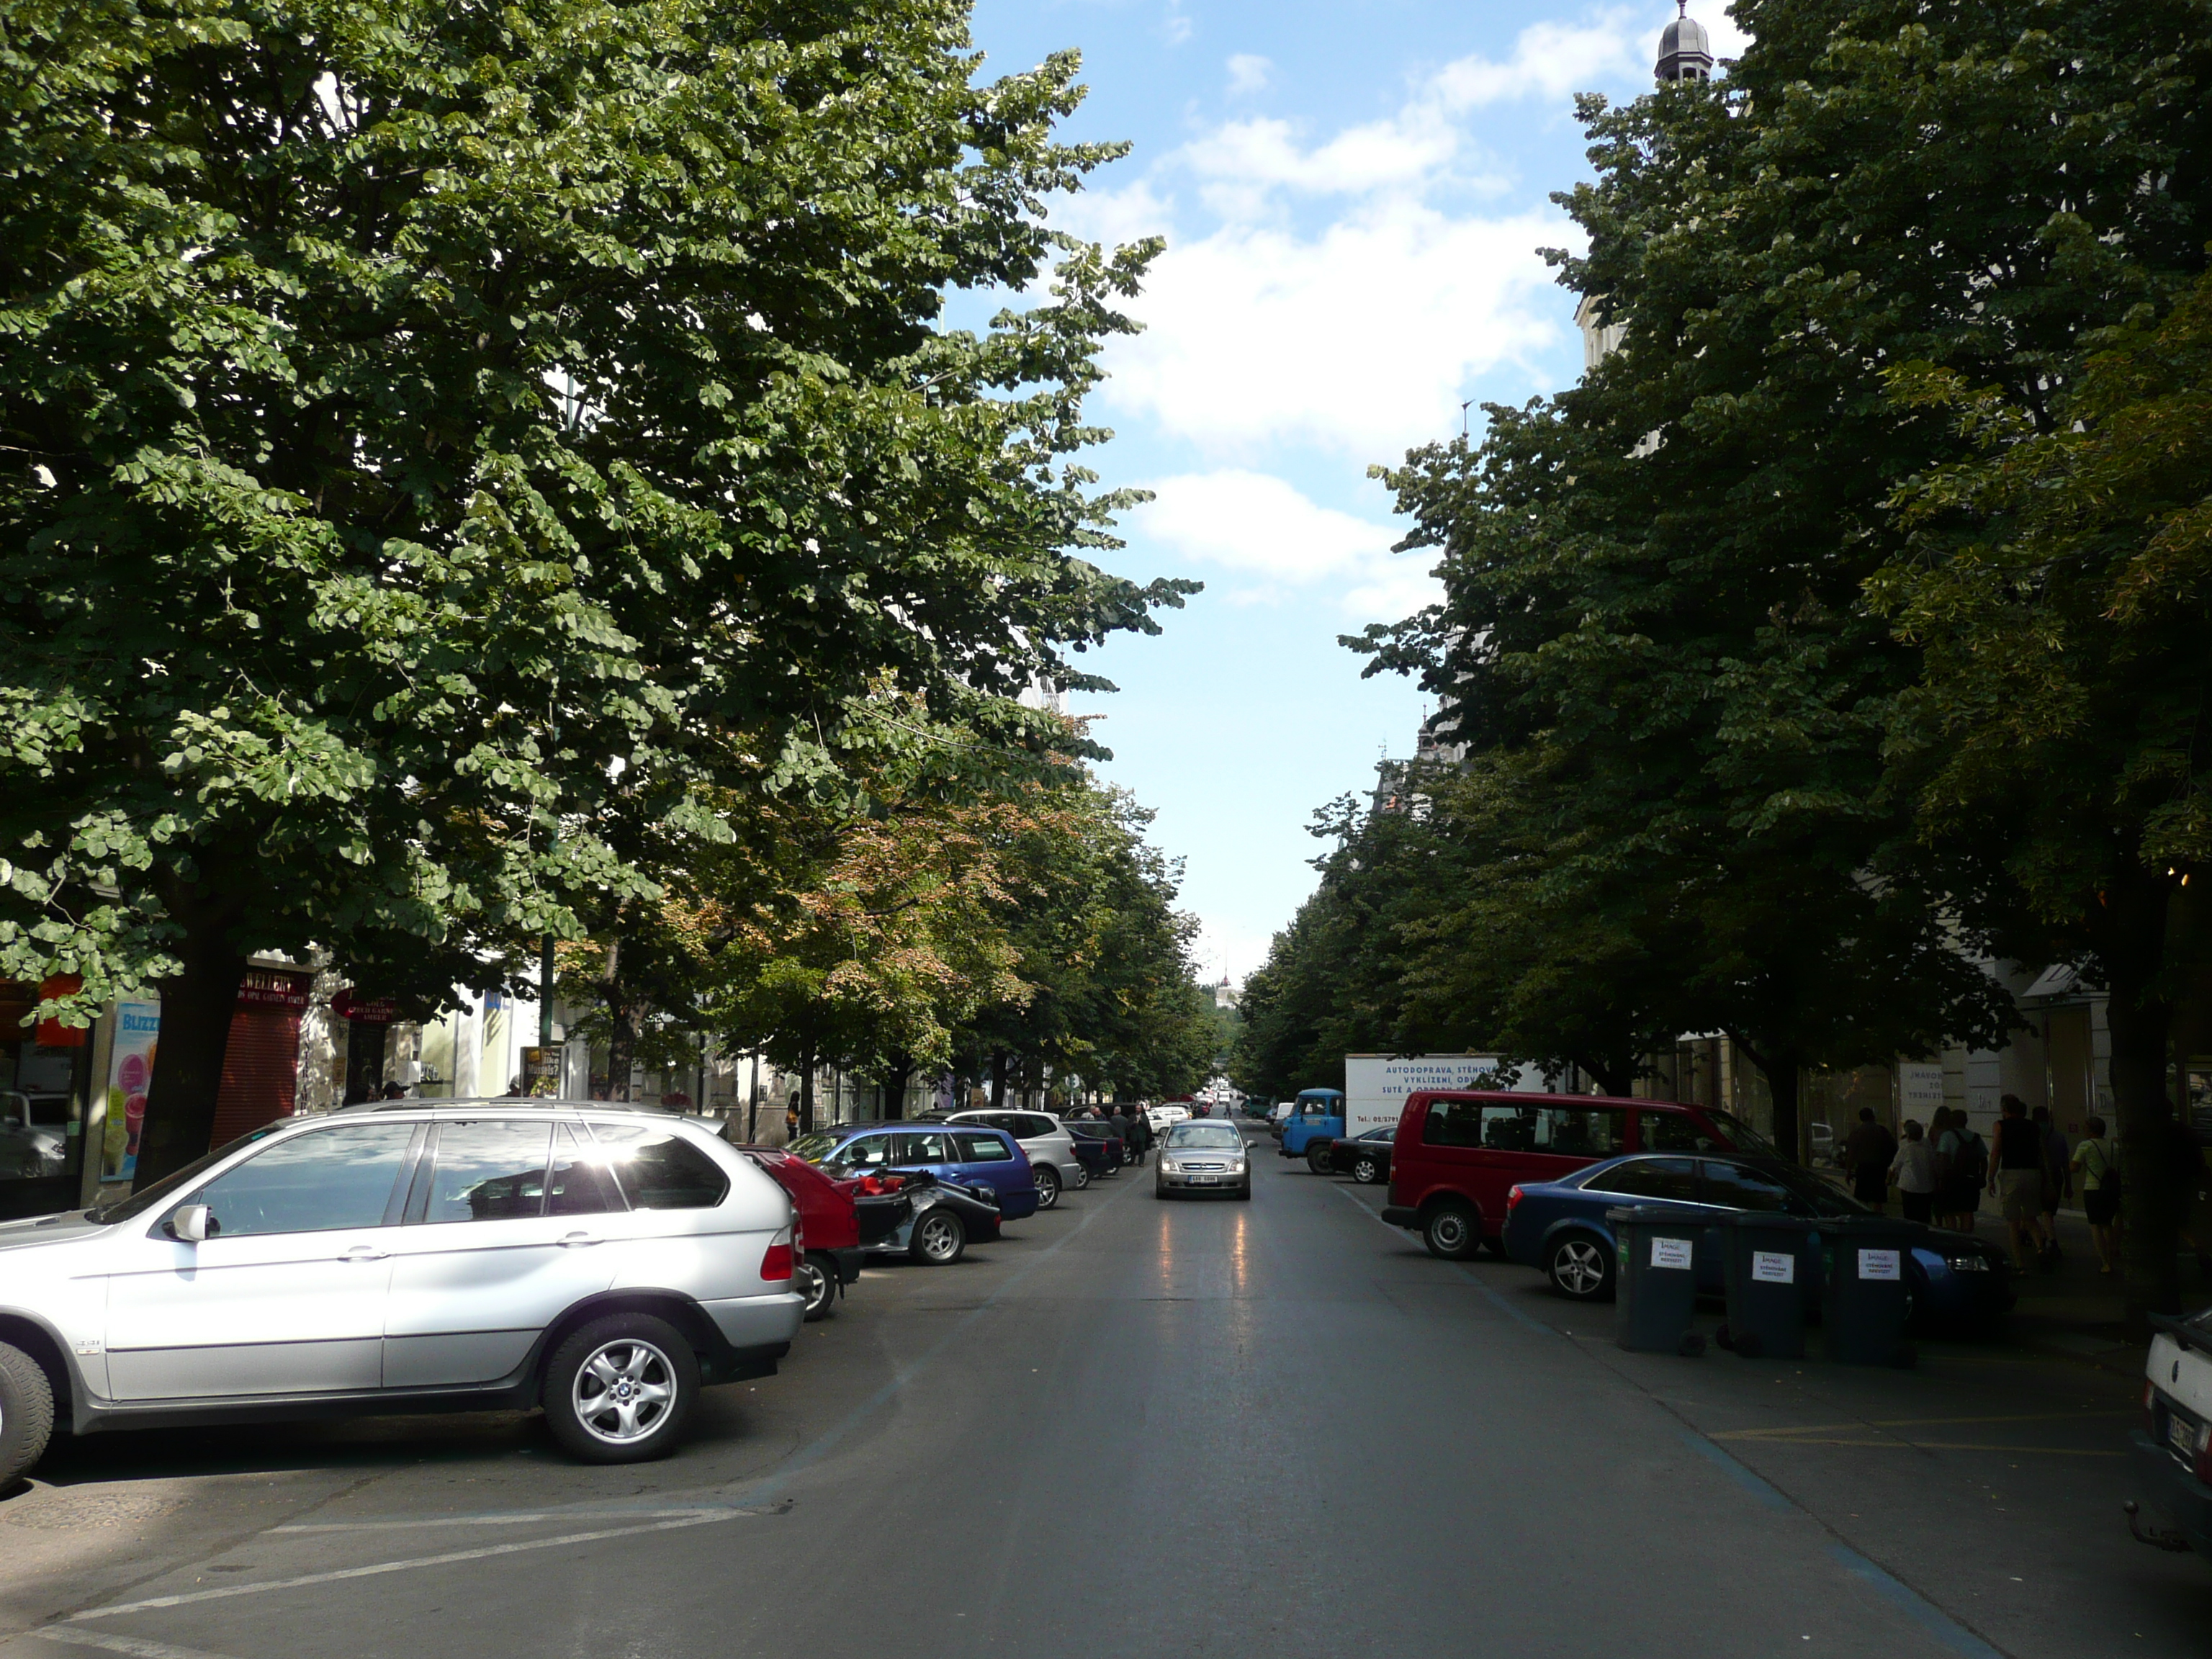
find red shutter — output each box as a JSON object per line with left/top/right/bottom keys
{"left": 210, "top": 1008, "right": 302, "bottom": 1146}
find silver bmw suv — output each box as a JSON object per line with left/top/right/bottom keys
{"left": 0, "top": 1100, "right": 803, "bottom": 1483}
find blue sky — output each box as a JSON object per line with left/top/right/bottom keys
{"left": 968, "top": 0, "right": 1748, "bottom": 981}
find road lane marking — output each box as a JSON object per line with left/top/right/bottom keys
{"left": 21, "top": 1629, "right": 246, "bottom": 1659}
{"left": 1327, "top": 1182, "right": 1554, "bottom": 1334}
{"left": 67, "top": 1512, "right": 742, "bottom": 1621}
{"left": 1724, "top": 1411, "right": 2129, "bottom": 1437}
{"left": 1717, "top": 1437, "right": 2123, "bottom": 1456}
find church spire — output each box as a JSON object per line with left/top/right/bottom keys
{"left": 1655, "top": 0, "right": 1714, "bottom": 83}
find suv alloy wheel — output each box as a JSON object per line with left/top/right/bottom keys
{"left": 795, "top": 1253, "right": 839, "bottom": 1321}
{"left": 543, "top": 1313, "right": 698, "bottom": 1464}
{"left": 1034, "top": 1165, "right": 1061, "bottom": 1210}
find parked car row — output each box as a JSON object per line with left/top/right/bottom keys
{"left": 1287, "top": 1088, "right": 2013, "bottom": 1334}
{"left": 0, "top": 1094, "right": 1154, "bottom": 1491}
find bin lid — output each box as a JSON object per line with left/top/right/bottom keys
{"left": 1722, "top": 1211, "right": 1815, "bottom": 1233}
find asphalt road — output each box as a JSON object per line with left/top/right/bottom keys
{"left": 4, "top": 1128, "right": 2207, "bottom": 1658}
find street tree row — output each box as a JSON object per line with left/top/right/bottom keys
{"left": 1245, "top": 0, "right": 2212, "bottom": 1323}
{"left": 0, "top": 0, "right": 1195, "bottom": 1180}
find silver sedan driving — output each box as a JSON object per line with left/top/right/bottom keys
{"left": 1154, "top": 1121, "right": 1251, "bottom": 1200}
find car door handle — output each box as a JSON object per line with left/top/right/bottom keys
{"left": 339, "top": 1244, "right": 389, "bottom": 1262}
{"left": 558, "top": 1231, "right": 599, "bottom": 1248}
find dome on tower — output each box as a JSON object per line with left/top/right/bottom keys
{"left": 1655, "top": 1, "right": 1715, "bottom": 82}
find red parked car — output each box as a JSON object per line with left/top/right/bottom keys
{"left": 739, "top": 1147, "right": 908, "bottom": 1320}
{"left": 1379, "top": 1092, "right": 1776, "bottom": 1260}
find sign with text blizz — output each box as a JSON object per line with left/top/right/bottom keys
{"left": 1342, "top": 1053, "right": 1538, "bottom": 1138}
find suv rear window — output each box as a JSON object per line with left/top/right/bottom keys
{"left": 954, "top": 1131, "right": 1014, "bottom": 1161}
{"left": 590, "top": 1125, "right": 729, "bottom": 1209}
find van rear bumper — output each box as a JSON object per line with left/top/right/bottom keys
{"left": 1381, "top": 1206, "right": 1418, "bottom": 1228}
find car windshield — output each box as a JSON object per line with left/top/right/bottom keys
{"left": 785, "top": 1133, "right": 844, "bottom": 1164}
{"left": 1166, "top": 1124, "right": 1241, "bottom": 1150}
{"left": 1707, "top": 1109, "right": 1781, "bottom": 1159}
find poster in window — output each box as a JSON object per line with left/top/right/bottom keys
{"left": 102, "top": 1002, "right": 161, "bottom": 1179}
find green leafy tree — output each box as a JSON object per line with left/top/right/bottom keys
{"left": 0, "top": 0, "right": 1190, "bottom": 1179}
{"left": 1873, "top": 266, "right": 2212, "bottom": 1318}
{"left": 1352, "top": 0, "right": 2208, "bottom": 1156}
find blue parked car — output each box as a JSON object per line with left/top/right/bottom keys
{"left": 1499, "top": 1151, "right": 2014, "bottom": 1328}
{"left": 788, "top": 1120, "right": 1039, "bottom": 1225}
{"left": 1277, "top": 1088, "right": 1347, "bottom": 1163}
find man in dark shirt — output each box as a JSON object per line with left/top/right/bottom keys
{"left": 1841, "top": 1108, "right": 1897, "bottom": 1211}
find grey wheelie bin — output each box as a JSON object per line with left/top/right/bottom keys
{"left": 1609, "top": 1206, "right": 1704, "bottom": 1354}
{"left": 1720, "top": 1213, "right": 1814, "bottom": 1359}
{"left": 1822, "top": 1215, "right": 1918, "bottom": 1366}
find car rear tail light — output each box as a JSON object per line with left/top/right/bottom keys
{"left": 760, "top": 1233, "right": 794, "bottom": 1281}
{"left": 2146, "top": 1380, "right": 2159, "bottom": 1434}
{"left": 2193, "top": 1425, "right": 2212, "bottom": 1488}
{"left": 1506, "top": 1184, "right": 1524, "bottom": 1213}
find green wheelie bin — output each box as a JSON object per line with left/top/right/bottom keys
{"left": 1822, "top": 1215, "right": 1918, "bottom": 1366}
{"left": 1609, "top": 1206, "right": 1704, "bottom": 1354}
{"left": 1720, "top": 1213, "right": 1814, "bottom": 1359}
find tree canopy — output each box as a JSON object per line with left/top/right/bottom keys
{"left": 0, "top": 0, "right": 1190, "bottom": 1179}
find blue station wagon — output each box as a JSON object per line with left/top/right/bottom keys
{"left": 788, "top": 1121, "right": 1039, "bottom": 1224}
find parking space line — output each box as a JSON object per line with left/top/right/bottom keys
{"left": 67, "top": 1511, "right": 743, "bottom": 1622}
{"left": 269, "top": 1504, "right": 772, "bottom": 1534}
{"left": 18, "top": 1628, "right": 246, "bottom": 1659}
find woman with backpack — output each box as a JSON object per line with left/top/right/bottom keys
{"left": 1988, "top": 1094, "right": 2044, "bottom": 1270}
{"left": 1933, "top": 1107, "right": 1986, "bottom": 1233}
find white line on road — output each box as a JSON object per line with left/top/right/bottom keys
{"left": 68, "top": 1511, "right": 741, "bottom": 1622}
{"left": 19, "top": 1627, "right": 246, "bottom": 1659}
{"left": 270, "top": 1505, "right": 762, "bottom": 1534}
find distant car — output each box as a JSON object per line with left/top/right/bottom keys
{"left": 945, "top": 1109, "right": 1084, "bottom": 1208}
{"left": 2133, "top": 1312, "right": 2212, "bottom": 1560}
{"left": 1155, "top": 1121, "right": 1251, "bottom": 1200}
{"left": 1267, "top": 1102, "right": 1293, "bottom": 1138}
{"left": 0, "top": 1092, "right": 68, "bottom": 1179}
{"left": 785, "top": 1121, "right": 1038, "bottom": 1224}
{"left": 1498, "top": 1151, "right": 2015, "bottom": 1326}
{"left": 1064, "top": 1120, "right": 1126, "bottom": 1177}
{"left": 1808, "top": 1123, "right": 1836, "bottom": 1167}
{"left": 1321, "top": 1126, "right": 1395, "bottom": 1185}
{"left": 1146, "top": 1105, "right": 1191, "bottom": 1133}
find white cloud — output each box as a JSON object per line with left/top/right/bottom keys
{"left": 1225, "top": 53, "right": 1271, "bottom": 95}
{"left": 1161, "top": 2, "right": 1192, "bottom": 46}
{"left": 1105, "top": 200, "right": 1570, "bottom": 459}
{"left": 1136, "top": 471, "right": 1442, "bottom": 618}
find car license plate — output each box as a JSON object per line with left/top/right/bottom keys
{"left": 1192, "top": 1175, "right": 1218, "bottom": 1184}
{"left": 2172, "top": 1412, "right": 2197, "bottom": 1457}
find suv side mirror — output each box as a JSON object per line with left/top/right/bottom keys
{"left": 169, "top": 1204, "right": 212, "bottom": 1243}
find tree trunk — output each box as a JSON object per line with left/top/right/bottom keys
{"left": 1732, "top": 1033, "right": 1802, "bottom": 1163}
{"left": 1578, "top": 1055, "right": 1636, "bottom": 1098}
{"left": 135, "top": 925, "right": 249, "bottom": 1187}
{"left": 606, "top": 1003, "right": 634, "bottom": 1102}
{"left": 989, "top": 1051, "right": 1007, "bottom": 1111}
{"left": 2093, "top": 867, "right": 2181, "bottom": 1335}
{"left": 799, "top": 1047, "right": 816, "bottom": 1133}
{"left": 878, "top": 1053, "right": 914, "bottom": 1121}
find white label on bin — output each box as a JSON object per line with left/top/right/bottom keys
{"left": 1650, "top": 1236, "right": 1693, "bottom": 1269}
{"left": 1752, "top": 1250, "right": 1796, "bottom": 1284}
{"left": 1858, "top": 1248, "right": 1902, "bottom": 1282}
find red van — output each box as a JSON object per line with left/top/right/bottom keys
{"left": 1379, "top": 1092, "right": 1776, "bottom": 1259}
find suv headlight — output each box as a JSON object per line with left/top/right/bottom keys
{"left": 1944, "top": 1254, "right": 1992, "bottom": 1272}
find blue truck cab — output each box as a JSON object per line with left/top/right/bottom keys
{"left": 1277, "top": 1088, "right": 1346, "bottom": 1158}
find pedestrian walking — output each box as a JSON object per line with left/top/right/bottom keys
{"left": 1889, "top": 1120, "right": 1937, "bottom": 1225}
{"left": 1127, "top": 1110, "right": 1149, "bottom": 1167}
{"left": 1107, "top": 1105, "right": 1133, "bottom": 1164}
{"left": 1933, "top": 1107, "right": 1985, "bottom": 1233}
{"left": 1990, "top": 1094, "right": 2042, "bottom": 1270}
{"left": 2069, "top": 1114, "right": 2121, "bottom": 1274}
{"left": 2031, "top": 1103, "right": 2068, "bottom": 1264}
{"left": 1842, "top": 1107, "right": 1897, "bottom": 1211}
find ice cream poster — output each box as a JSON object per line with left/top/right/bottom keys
{"left": 102, "top": 1002, "right": 161, "bottom": 1180}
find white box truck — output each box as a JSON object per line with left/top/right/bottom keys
{"left": 1341, "top": 1053, "right": 1543, "bottom": 1138}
